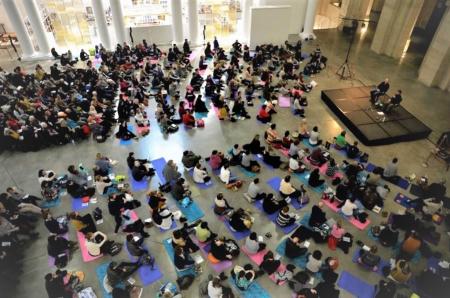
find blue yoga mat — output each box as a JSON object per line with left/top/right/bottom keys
{"left": 275, "top": 239, "right": 308, "bottom": 268}
{"left": 351, "top": 249, "right": 391, "bottom": 276}
{"left": 124, "top": 245, "right": 163, "bottom": 286}
{"left": 128, "top": 170, "right": 149, "bottom": 192}
{"left": 160, "top": 220, "right": 177, "bottom": 232}
{"left": 254, "top": 201, "right": 299, "bottom": 234}
{"left": 267, "top": 176, "right": 282, "bottom": 192}
{"left": 366, "top": 163, "right": 376, "bottom": 172}
{"left": 177, "top": 200, "right": 205, "bottom": 223}
{"left": 162, "top": 238, "right": 197, "bottom": 277}
{"left": 72, "top": 198, "right": 89, "bottom": 211}
{"left": 365, "top": 163, "right": 409, "bottom": 190}
{"left": 194, "top": 112, "right": 209, "bottom": 119}
{"left": 228, "top": 277, "right": 271, "bottom": 298}
{"left": 337, "top": 271, "right": 375, "bottom": 298}
{"left": 293, "top": 172, "right": 326, "bottom": 193}
{"left": 119, "top": 124, "right": 135, "bottom": 145}
{"left": 151, "top": 157, "right": 168, "bottom": 185}
{"left": 41, "top": 197, "right": 61, "bottom": 209}
{"left": 367, "top": 229, "right": 378, "bottom": 241}
{"left": 301, "top": 139, "right": 316, "bottom": 148}
{"left": 239, "top": 166, "right": 257, "bottom": 178}
{"left": 299, "top": 213, "right": 313, "bottom": 230}
{"left": 394, "top": 193, "right": 415, "bottom": 208}
{"left": 95, "top": 262, "right": 126, "bottom": 298}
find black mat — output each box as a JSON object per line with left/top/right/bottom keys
{"left": 322, "top": 87, "right": 432, "bottom": 146}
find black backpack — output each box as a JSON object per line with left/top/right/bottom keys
{"left": 93, "top": 207, "right": 103, "bottom": 221}
{"left": 108, "top": 242, "right": 123, "bottom": 256}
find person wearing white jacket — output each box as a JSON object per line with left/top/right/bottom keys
{"left": 86, "top": 231, "right": 107, "bottom": 256}
{"left": 193, "top": 163, "right": 211, "bottom": 184}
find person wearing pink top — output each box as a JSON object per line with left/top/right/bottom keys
{"left": 328, "top": 220, "right": 345, "bottom": 250}
{"left": 209, "top": 150, "right": 225, "bottom": 170}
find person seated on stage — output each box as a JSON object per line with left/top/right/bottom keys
{"left": 260, "top": 251, "right": 282, "bottom": 275}
{"left": 181, "top": 150, "right": 202, "bottom": 170}
{"left": 308, "top": 126, "right": 320, "bottom": 146}
{"left": 309, "top": 202, "right": 327, "bottom": 227}
{"left": 244, "top": 232, "right": 266, "bottom": 254}
{"left": 262, "top": 146, "right": 284, "bottom": 169}
{"left": 346, "top": 141, "right": 360, "bottom": 159}
{"left": 334, "top": 131, "right": 347, "bottom": 150}
{"left": 285, "top": 236, "right": 308, "bottom": 259}
{"left": 371, "top": 78, "right": 390, "bottom": 103}
{"left": 131, "top": 160, "right": 155, "bottom": 181}
{"left": 194, "top": 221, "right": 217, "bottom": 243}
{"left": 308, "top": 168, "right": 325, "bottom": 188}
{"left": 229, "top": 208, "right": 254, "bottom": 232}
{"left": 357, "top": 245, "right": 381, "bottom": 272}
{"left": 306, "top": 250, "right": 323, "bottom": 273}
{"left": 289, "top": 154, "right": 306, "bottom": 173}
{"left": 382, "top": 157, "right": 399, "bottom": 182}
{"left": 265, "top": 124, "right": 282, "bottom": 146}
{"left": 247, "top": 178, "right": 266, "bottom": 201}
{"left": 240, "top": 150, "right": 261, "bottom": 172}
{"left": 256, "top": 104, "right": 272, "bottom": 123}
{"left": 280, "top": 175, "right": 302, "bottom": 200}
{"left": 209, "top": 150, "right": 226, "bottom": 171}
{"left": 193, "top": 163, "right": 211, "bottom": 184}
{"left": 378, "top": 223, "right": 399, "bottom": 247}
{"left": 384, "top": 90, "right": 403, "bottom": 112}
{"left": 277, "top": 206, "right": 299, "bottom": 228}
{"left": 213, "top": 193, "right": 234, "bottom": 216}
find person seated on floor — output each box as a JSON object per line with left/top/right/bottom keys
{"left": 152, "top": 203, "right": 175, "bottom": 231}
{"left": 116, "top": 121, "right": 137, "bottom": 140}
{"left": 85, "top": 231, "right": 108, "bottom": 257}
{"left": 173, "top": 246, "right": 196, "bottom": 271}
{"left": 210, "top": 237, "right": 239, "bottom": 262}
{"left": 309, "top": 202, "right": 327, "bottom": 227}
{"left": 366, "top": 167, "right": 383, "bottom": 186}
{"left": 346, "top": 141, "right": 360, "bottom": 159}
{"left": 229, "top": 208, "right": 254, "bottom": 232}
{"left": 193, "top": 163, "right": 211, "bottom": 184}
{"left": 209, "top": 150, "right": 226, "bottom": 171}
{"left": 163, "top": 160, "right": 182, "bottom": 186}
{"left": 68, "top": 212, "right": 97, "bottom": 235}
{"left": 288, "top": 271, "right": 313, "bottom": 295}
{"left": 306, "top": 250, "right": 323, "bottom": 274}
{"left": 377, "top": 223, "right": 399, "bottom": 247}
{"left": 214, "top": 193, "right": 234, "bottom": 216}
{"left": 127, "top": 152, "right": 150, "bottom": 170}
{"left": 289, "top": 140, "right": 301, "bottom": 157}
{"left": 247, "top": 178, "right": 266, "bottom": 201}
{"left": 199, "top": 55, "right": 208, "bottom": 70}
{"left": 219, "top": 163, "right": 241, "bottom": 188}
{"left": 66, "top": 180, "right": 96, "bottom": 199}
{"left": 147, "top": 190, "right": 166, "bottom": 211}
{"left": 229, "top": 144, "right": 243, "bottom": 165}
{"left": 314, "top": 277, "right": 340, "bottom": 298}
{"left": 126, "top": 233, "right": 149, "bottom": 258}
{"left": 327, "top": 220, "right": 345, "bottom": 251}
{"left": 231, "top": 264, "right": 258, "bottom": 291}
{"left": 289, "top": 154, "right": 307, "bottom": 173}
{"left": 47, "top": 234, "right": 77, "bottom": 259}
{"left": 334, "top": 131, "right": 347, "bottom": 150}
{"left": 194, "top": 221, "right": 217, "bottom": 243}
{"left": 280, "top": 175, "right": 302, "bottom": 200}
{"left": 43, "top": 210, "right": 68, "bottom": 235}
{"left": 240, "top": 150, "right": 261, "bottom": 172}
{"left": 262, "top": 146, "right": 284, "bottom": 168}
{"left": 308, "top": 126, "right": 320, "bottom": 146}
{"left": 265, "top": 124, "right": 282, "bottom": 146}
{"left": 131, "top": 160, "right": 155, "bottom": 182}
{"left": 262, "top": 192, "right": 287, "bottom": 214}
{"left": 308, "top": 168, "right": 325, "bottom": 188}
{"left": 260, "top": 251, "right": 282, "bottom": 275}
{"left": 256, "top": 104, "right": 272, "bottom": 123}
{"left": 307, "top": 147, "right": 327, "bottom": 167}
{"left": 277, "top": 206, "right": 299, "bottom": 228}
{"left": 181, "top": 150, "right": 202, "bottom": 170}
{"left": 244, "top": 232, "right": 266, "bottom": 254}
{"left": 388, "top": 259, "right": 412, "bottom": 284}
{"left": 339, "top": 197, "right": 358, "bottom": 218}
{"left": 171, "top": 229, "right": 199, "bottom": 254}
{"left": 44, "top": 270, "right": 79, "bottom": 298}
{"left": 399, "top": 230, "right": 421, "bottom": 260}
{"left": 293, "top": 97, "right": 305, "bottom": 117}
{"left": 421, "top": 197, "right": 443, "bottom": 217}
{"left": 382, "top": 157, "right": 399, "bottom": 182}
{"left": 285, "top": 236, "right": 308, "bottom": 259}
{"left": 182, "top": 110, "right": 196, "bottom": 127}
{"left": 325, "top": 159, "right": 338, "bottom": 178}
{"left": 357, "top": 245, "right": 381, "bottom": 272}
{"left": 171, "top": 178, "right": 190, "bottom": 202}
{"left": 282, "top": 131, "right": 293, "bottom": 149}
{"left": 273, "top": 263, "right": 296, "bottom": 285}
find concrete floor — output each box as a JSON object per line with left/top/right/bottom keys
{"left": 1, "top": 27, "right": 449, "bottom": 298}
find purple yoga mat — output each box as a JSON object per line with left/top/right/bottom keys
{"left": 337, "top": 271, "right": 375, "bottom": 298}
{"left": 124, "top": 245, "right": 163, "bottom": 285}
{"left": 187, "top": 168, "right": 214, "bottom": 189}
{"left": 202, "top": 242, "right": 233, "bottom": 272}
{"left": 351, "top": 249, "right": 391, "bottom": 276}
{"left": 159, "top": 220, "right": 177, "bottom": 232}
{"left": 72, "top": 198, "right": 89, "bottom": 211}
{"left": 128, "top": 170, "right": 149, "bottom": 192}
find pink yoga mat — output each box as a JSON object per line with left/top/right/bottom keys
{"left": 278, "top": 96, "right": 291, "bottom": 108}
{"left": 136, "top": 126, "right": 150, "bottom": 135}
{"left": 278, "top": 147, "right": 289, "bottom": 157}
{"left": 321, "top": 199, "right": 339, "bottom": 212}
{"left": 76, "top": 232, "right": 103, "bottom": 262}
{"left": 321, "top": 200, "right": 371, "bottom": 230}
{"left": 241, "top": 247, "right": 286, "bottom": 285}
{"left": 150, "top": 59, "right": 159, "bottom": 64}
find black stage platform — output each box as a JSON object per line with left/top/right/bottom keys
{"left": 321, "top": 86, "right": 432, "bottom": 146}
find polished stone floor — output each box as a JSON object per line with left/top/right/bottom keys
{"left": 1, "top": 27, "right": 449, "bottom": 298}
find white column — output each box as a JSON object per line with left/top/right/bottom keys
{"left": 298, "top": 0, "right": 308, "bottom": 33}
{"left": 109, "top": 0, "right": 127, "bottom": 45}
{"left": 92, "top": 0, "right": 112, "bottom": 49}
{"left": 171, "top": 0, "right": 184, "bottom": 44}
{"left": 22, "top": 0, "right": 51, "bottom": 55}
{"left": 187, "top": 0, "right": 199, "bottom": 44}
{"left": 2, "top": 0, "right": 35, "bottom": 58}
{"left": 241, "top": 0, "right": 253, "bottom": 41}
{"left": 300, "top": 0, "right": 319, "bottom": 40}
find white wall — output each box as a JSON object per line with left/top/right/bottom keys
{"left": 127, "top": 25, "right": 173, "bottom": 46}
{"left": 259, "top": 0, "right": 303, "bottom": 34}
{"left": 249, "top": 6, "right": 291, "bottom": 49}
{"left": 0, "top": 1, "right": 14, "bottom": 33}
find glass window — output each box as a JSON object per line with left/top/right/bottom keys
{"left": 122, "top": 0, "right": 171, "bottom": 27}
{"left": 198, "top": 0, "right": 241, "bottom": 41}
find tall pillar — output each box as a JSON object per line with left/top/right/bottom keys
{"left": 187, "top": 0, "right": 199, "bottom": 44}
{"left": 92, "top": 0, "right": 112, "bottom": 49}
{"left": 171, "top": 0, "right": 184, "bottom": 44}
{"left": 300, "top": 0, "right": 319, "bottom": 40}
{"left": 418, "top": 2, "right": 450, "bottom": 91}
{"left": 241, "top": 0, "right": 253, "bottom": 41}
{"left": 371, "top": 0, "right": 424, "bottom": 58}
{"left": 22, "top": 0, "right": 51, "bottom": 55}
{"left": 298, "top": 0, "right": 308, "bottom": 33}
{"left": 340, "top": 0, "right": 374, "bottom": 32}
{"left": 109, "top": 0, "right": 127, "bottom": 45}
{"left": 2, "top": 0, "right": 35, "bottom": 58}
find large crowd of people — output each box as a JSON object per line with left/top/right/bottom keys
{"left": 0, "top": 35, "right": 448, "bottom": 298}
